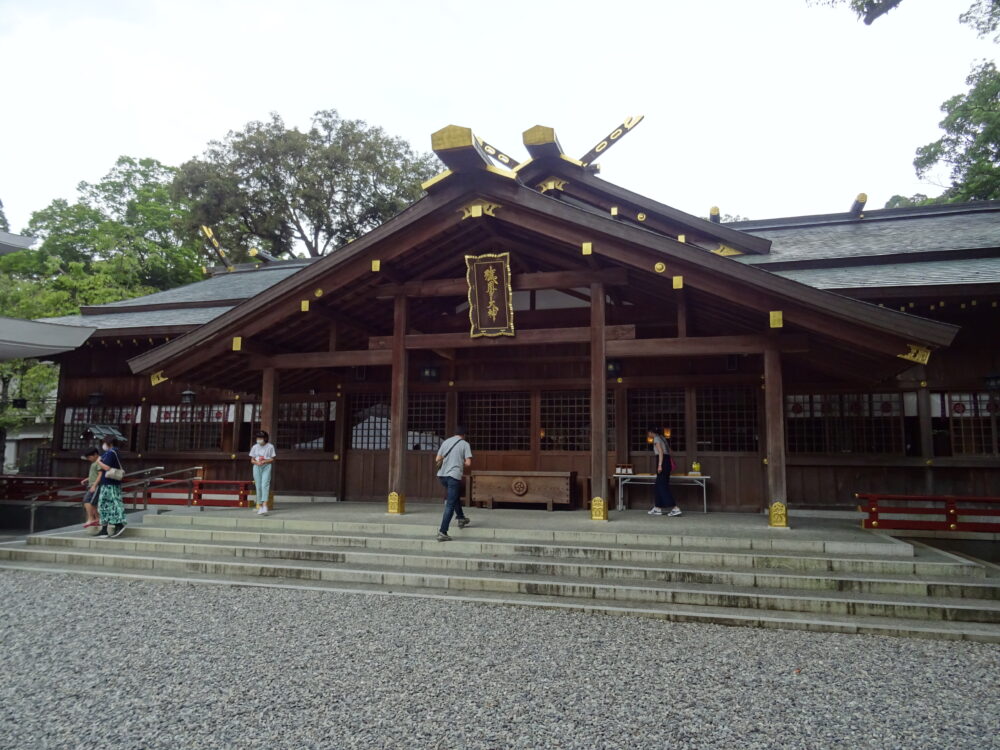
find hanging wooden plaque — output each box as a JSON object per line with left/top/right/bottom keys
{"left": 465, "top": 252, "right": 515, "bottom": 338}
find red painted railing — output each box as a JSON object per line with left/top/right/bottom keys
{"left": 856, "top": 492, "right": 1000, "bottom": 533}
{"left": 0, "top": 475, "right": 85, "bottom": 502}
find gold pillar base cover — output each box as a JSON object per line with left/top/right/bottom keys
{"left": 768, "top": 501, "right": 788, "bottom": 528}
{"left": 590, "top": 496, "right": 608, "bottom": 521}
{"left": 388, "top": 491, "right": 406, "bottom": 515}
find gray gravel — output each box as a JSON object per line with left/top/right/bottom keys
{"left": 1, "top": 571, "right": 998, "bottom": 750}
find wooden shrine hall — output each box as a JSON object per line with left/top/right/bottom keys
{"left": 120, "top": 123, "right": 958, "bottom": 525}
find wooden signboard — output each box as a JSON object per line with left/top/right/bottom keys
{"left": 465, "top": 251, "right": 515, "bottom": 338}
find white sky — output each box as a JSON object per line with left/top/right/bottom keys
{"left": 1, "top": 0, "right": 997, "bottom": 234}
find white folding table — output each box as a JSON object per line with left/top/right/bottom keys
{"left": 614, "top": 473, "right": 711, "bottom": 513}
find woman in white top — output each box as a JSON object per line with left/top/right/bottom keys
{"left": 249, "top": 430, "right": 276, "bottom": 515}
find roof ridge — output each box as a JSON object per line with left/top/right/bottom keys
{"left": 728, "top": 199, "right": 1000, "bottom": 231}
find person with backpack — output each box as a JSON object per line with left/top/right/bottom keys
{"left": 434, "top": 426, "right": 473, "bottom": 541}
{"left": 95, "top": 436, "right": 127, "bottom": 538}
{"left": 647, "top": 427, "right": 682, "bottom": 517}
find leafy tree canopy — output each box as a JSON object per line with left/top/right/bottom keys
{"left": 812, "top": 0, "right": 999, "bottom": 39}
{"left": 172, "top": 109, "right": 439, "bottom": 259}
{"left": 914, "top": 61, "right": 1000, "bottom": 202}
{"left": 0, "top": 198, "right": 9, "bottom": 232}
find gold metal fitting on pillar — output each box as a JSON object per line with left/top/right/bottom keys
{"left": 768, "top": 501, "right": 788, "bottom": 528}
{"left": 387, "top": 491, "right": 406, "bottom": 515}
{"left": 590, "top": 496, "right": 608, "bottom": 521}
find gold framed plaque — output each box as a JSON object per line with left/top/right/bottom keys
{"left": 465, "top": 252, "right": 515, "bottom": 338}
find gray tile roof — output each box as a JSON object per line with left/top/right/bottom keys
{"left": 773, "top": 257, "right": 1000, "bottom": 289}
{"left": 736, "top": 211, "right": 1000, "bottom": 264}
{"left": 96, "top": 261, "right": 310, "bottom": 308}
{"left": 0, "top": 230, "right": 36, "bottom": 255}
{"left": 40, "top": 306, "right": 235, "bottom": 330}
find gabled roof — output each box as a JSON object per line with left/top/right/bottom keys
{"left": 126, "top": 130, "right": 958, "bottom": 392}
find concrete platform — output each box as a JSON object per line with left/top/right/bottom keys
{"left": 157, "top": 501, "right": 913, "bottom": 557}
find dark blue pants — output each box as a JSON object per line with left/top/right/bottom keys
{"left": 439, "top": 476, "right": 466, "bottom": 533}
{"left": 654, "top": 468, "right": 676, "bottom": 508}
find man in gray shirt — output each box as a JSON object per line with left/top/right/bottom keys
{"left": 435, "top": 425, "right": 473, "bottom": 541}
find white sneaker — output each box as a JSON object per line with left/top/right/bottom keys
{"left": 667, "top": 508, "right": 683, "bottom": 517}
{"left": 257, "top": 506, "right": 268, "bottom": 515}
{"left": 647, "top": 507, "right": 664, "bottom": 516}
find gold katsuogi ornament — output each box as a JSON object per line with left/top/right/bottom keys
{"left": 465, "top": 252, "right": 515, "bottom": 338}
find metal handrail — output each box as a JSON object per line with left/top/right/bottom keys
{"left": 120, "top": 466, "right": 204, "bottom": 512}
{"left": 26, "top": 465, "right": 206, "bottom": 534}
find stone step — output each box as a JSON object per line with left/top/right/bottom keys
{"left": 31, "top": 534, "right": 999, "bottom": 600}
{"left": 0, "top": 556, "right": 997, "bottom": 643}
{"left": 4, "top": 543, "right": 998, "bottom": 624}
{"left": 142, "top": 512, "right": 915, "bottom": 558}
{"left": 124, "top": 522, "right": 983, "bottom": 578}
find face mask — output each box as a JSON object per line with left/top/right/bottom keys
{"left": 101, "top": 443, "right": 110, "bottom": 452}
{"left": 256, "top": 439, "right": 265, "bottom": 445}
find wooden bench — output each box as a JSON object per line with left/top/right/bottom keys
{"left": 470, "top": 471, "right": 575, "bottom": 511}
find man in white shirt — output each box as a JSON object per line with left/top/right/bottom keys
{"left": 435, "top": 426, "right": 473, "bottom": 541}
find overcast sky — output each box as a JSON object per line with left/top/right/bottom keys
{"left": 1, "top": 0, "right": 996, "bottom": 234}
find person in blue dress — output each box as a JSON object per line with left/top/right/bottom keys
{"left": 95, "top": 437, "right": 127, "bottom": 538}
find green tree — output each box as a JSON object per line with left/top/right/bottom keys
{"left": 914, "top": 61, "right": 1000, "bottom": 201}
{"left": 173, "top": 109, "right": 439, "bottom": 259}
{"left": 24, "top": 156, "right": 204, "bottom": 291}
{"left": 812, "top": 0, "right": 1000, "bottom": 38}
{"left": 0, "top": 198, "right": 9, "bottom": 232}
{"left": 0, "top": 360, "right": 58, "bottom": 472}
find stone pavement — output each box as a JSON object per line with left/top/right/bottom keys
{"left": 1, "top": 569, "right": 998, "bottom": 750}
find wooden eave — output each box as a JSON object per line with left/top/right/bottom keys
{"left": 128, "top": 169, "right": 958, "bottom": 391}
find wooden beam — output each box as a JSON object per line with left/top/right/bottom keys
{"left": 369, "top": 325, "right": 636, "bottom": 351}
{"left": 250, "top": 350, "right": 392, "bottom": 369}
{"left": 606, "top": 334, "right": 809, "bottom": 358}
{"left": 260, "top": 367, "right": 277, "bottom": 436}
{"left": 387, "top": 295, "right": 408, "bottom": 513}
{"left": 763, "top": 347, "right": 788, "bottom": 526}
{"left": 374, "top": 268, "right": 629, "bottom": 299}
{"left": 591, "top": 281, "right": 608, "bottom": 517}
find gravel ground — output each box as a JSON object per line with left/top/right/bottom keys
{"left": 1, "top": 571, "right": 998, "bottom": 750}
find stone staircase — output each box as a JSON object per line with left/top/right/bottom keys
{"left": 1, "top": 511, "right": 998, "bottom": 641}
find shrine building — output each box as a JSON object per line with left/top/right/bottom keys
{"left": 39, "top": 124, "right": 1000, "bottom": 522}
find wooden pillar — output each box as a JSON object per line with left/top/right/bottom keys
{"left": 916, "top": 367, "right": 935, "bottom": 494}
{"left": 684, "top": 387, "right": 697, "bottom": 474}
{"left": 332, "top": 389, "right": 347, "bottom": 501}
{"left": 137, "top": 400, "right": 151, "bottom": 460}
{"left": 259, "top": 367, "right": 278, "bottom": 509}
{"left": 387, "top": 295, "right": 408, "bottom": 514}
{"left": 677, "top": 290, "right": 688, "bottom": 337}
{"left": 590, "top": 281, "right": 608, "bottom": 520}
{"left": 763, "top": 347, "right": 788, "bottom": 527}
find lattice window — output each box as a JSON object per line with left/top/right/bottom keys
{"left": 946, "top": 392, "right": 998, "bottom": 456}
{"left": 61, "top": 406, "right": 140, "bottom": 451}
{"left": 349, "top": 393, "right": 390, "bottom": 450}
{"left": 539, "top": 391, "right": 616, "bottom": 451}
{"left": 277, "top": 401, "right": 329, "bottom": 451}
{"left": 460, "top": 392, "right": 530, "bottom": 451}
{"left": 408, "top": 393, "right": 445, "bottom": 451}
{"left": 628, "top": 389, "right": 686, "bottom": 453}
{"left": 541, "top": 391, "right": 588, "bottom": 451}
{"left": 147, "top": 404, "right": 231, "bottom": 451}
{"left": 786, "top": 393, "right": 904, "bottom": 454}
{"left": 696, "top": 387, "right": 758, "bottom": 453}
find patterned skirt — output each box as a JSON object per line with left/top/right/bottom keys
{"left": 97, "top": 483, "right": 127, "bottom": 526}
